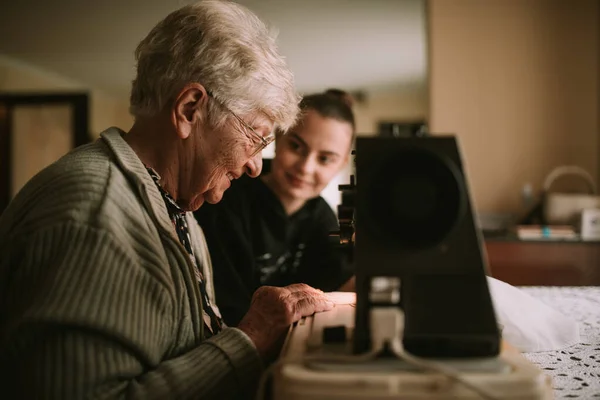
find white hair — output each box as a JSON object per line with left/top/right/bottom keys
{"left": 130, "top": 0, "right": 300, "bottom": 131}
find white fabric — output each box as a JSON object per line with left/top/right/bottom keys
{"left": 487, "top": 277, "right": 580, "bottom": 353}
{"left": 520, "top": 286, "right": 600, "bottom": 399}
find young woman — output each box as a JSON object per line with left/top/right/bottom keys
{"left": 195, "top": 90, "right": 355, "bottom": 325}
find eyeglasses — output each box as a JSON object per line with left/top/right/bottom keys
{"left": 207, "top": 91, "right": 275, "bottom": 157}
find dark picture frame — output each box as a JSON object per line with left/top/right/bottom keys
{"left": 0, "top": 92, "right": 90, "bottom": 214}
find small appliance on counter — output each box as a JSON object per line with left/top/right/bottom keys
{"left": 543, "top": 165, "right": 600, "bottom": 225}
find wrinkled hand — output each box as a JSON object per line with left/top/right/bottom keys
{"left": 237, "top": 283, "right": 334, "bottom": 359}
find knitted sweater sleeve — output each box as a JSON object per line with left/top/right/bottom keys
{"left": 1, "top": 220, "right": 261, "bottom": 399}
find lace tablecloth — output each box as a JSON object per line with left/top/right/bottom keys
{"left": 521, "top": 287, "right": 600, "bottom": 399}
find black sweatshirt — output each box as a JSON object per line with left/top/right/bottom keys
{"left": 194, "top": 175, "right": 353, "bottom": 326}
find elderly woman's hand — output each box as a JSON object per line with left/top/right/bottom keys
{"left": 237, "top": 283, "right": 334, "bottom": 359}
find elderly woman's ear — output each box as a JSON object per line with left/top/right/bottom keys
{"left": 172, "top": 83, "right": 209, "bottom": 140}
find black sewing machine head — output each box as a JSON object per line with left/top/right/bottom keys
{"left": 333, "top": 136, "right": 501, "bottom": 358}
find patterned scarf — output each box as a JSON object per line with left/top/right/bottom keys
{"left": 146, "top": 166, "right": 224, "bottom": 336}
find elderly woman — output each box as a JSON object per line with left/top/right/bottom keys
{"left": 0, "top": 1, "right": 333, "bottom": 399}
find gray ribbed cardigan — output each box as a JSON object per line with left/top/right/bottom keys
{"left": 0, "top": 127, "right": 262, "bottom": 399}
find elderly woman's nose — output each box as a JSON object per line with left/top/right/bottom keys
{"left": 245, "top": 155, "right": 262, "bottom": 178}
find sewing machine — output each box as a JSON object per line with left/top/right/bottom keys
{"left": 268, "top": 136, "right": 553, "bottom": 399}
{"left": 273, "top": 303, "right": 552, "bottom": 399}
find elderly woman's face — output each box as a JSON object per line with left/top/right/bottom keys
{"left": 188, "top": 112, "right": 273, "bottom": 208}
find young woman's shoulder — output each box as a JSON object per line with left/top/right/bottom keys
{"left": 307, "top": 196, "right": 339, "bottom": 227}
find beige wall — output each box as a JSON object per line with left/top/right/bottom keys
{"left": 428, "top": 0, "right": 599, "bottom": 215}
{"left": 354, "top": 86, "right": 428, "bottom": 136}
{"left": 11, "top": 104, "right": 72, "bottom": 195}
{"left": 0, "top": 55, "right": 133, "bottom": 136}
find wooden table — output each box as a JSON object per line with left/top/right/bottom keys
{"left": 484, "top": 239, "right": 600, "bottom": 286}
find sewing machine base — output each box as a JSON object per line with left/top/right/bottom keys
{"left": 272, "top": 305, "right": 553, "bottom": 399}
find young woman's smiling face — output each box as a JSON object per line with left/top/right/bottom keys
{"left": 269, "top": 109, "right": 353, "bottom": 203}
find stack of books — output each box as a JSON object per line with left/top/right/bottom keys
{"left": 516, "top": 225, "right": 578, "bottom": 241}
